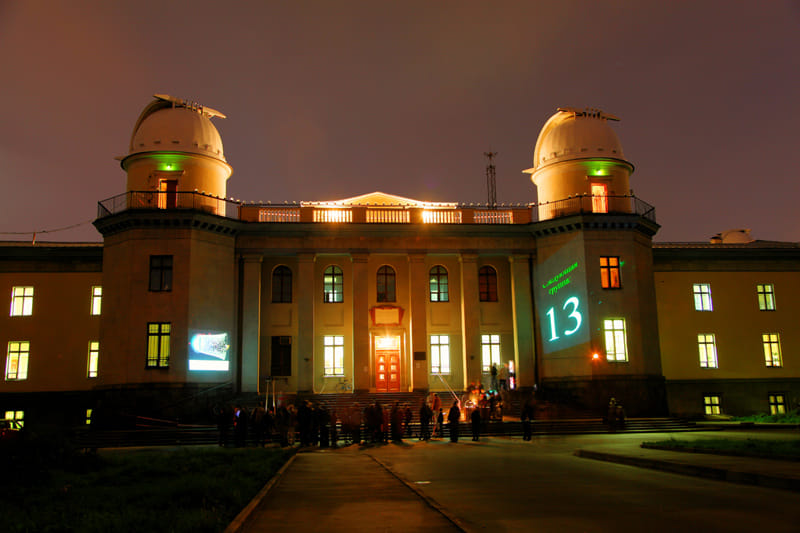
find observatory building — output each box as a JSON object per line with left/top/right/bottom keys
{"left": 1, "top": 96, "right": 798, "bottom": 429}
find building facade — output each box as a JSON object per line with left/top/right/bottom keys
{"left": 2, "top": 97, "right": 798, "bottom": 428}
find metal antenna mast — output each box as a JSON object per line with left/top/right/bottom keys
{"left": 484, "top": 151, "right": 497, "bottom": 208}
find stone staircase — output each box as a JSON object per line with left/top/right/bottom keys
{"left": 74, "top": 416, "right": 701, "bottom": 448}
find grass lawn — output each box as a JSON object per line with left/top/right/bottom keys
{"left": 1, "top": 446, "right": 294, "bottom": 533}
{"left": 642, "top": 437, "right": 800, "bottom": 460}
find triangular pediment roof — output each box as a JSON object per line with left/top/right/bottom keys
{"left": 302, "top": 191, "right": 457, "bottom": 208}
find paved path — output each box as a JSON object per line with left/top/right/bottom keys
{"left": 232, "top": 431, "right": 800, "bottom": 532}
{"left": 238, "top": 450, "right": 462, "bottom": 532}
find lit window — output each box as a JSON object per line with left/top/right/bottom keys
{"left": 323, "top": 266, "right": 343, "bottom": 303}
{"left": 429, "top": 266, "right": 449, "bottom": 302}
{"left": 430, "top": 335, "right": 450, "bottom": 374}
{"left": 591, "top": 182, "right": 608, "bottom": 213}
{"left": 10, "top": 286, "right": 33, "bottom": 316}
{"left": 4, "top": 410, "right": 24, "bottom": 428}
{"left": 377, "top": 266, "right": 396, "bottom": 303}
{"left": 323, "top": 335, "right": 344, "bottom": 376}
{"left": 769, "top": 394, "right": 786, "bottom": 415}
{"left": 757, "top": 284, "right": 776, "bottom": 311}
{"left": 481, "top": 334, "right": 500, "bottom": 373}
{"left": 479, "top": 266, "right": 498, "bottom": 302}
{"left": 704, "top": 395, "right": 721, "bottom": 415}
{"left": 5, "top": 341, "right": 29, "bottom": 380}
{"left": 762, "top": 333, "right": 782, "bottom": 367}
{"left": 85, "top": 409, "right": 93, "bottom": 425}
{"left": 91, "top": 286, "right": 102, "bottom": 315}
{"left": 149, "top": 255, "right": 173, "bottom": 292}
{"left": 600, "top": 257, "right": 621, "bottom": 289}
{"left": 87, "top": 341, "right": 99, "bottom": 378}
{"left": 146, "top": 323, "right": 171, "bottom": 368}
{"left": 272, "top": 266, "right": 292, "bottom": 303}
{"left": 604, "top": 319, "right": 628, "bottom": 362}
{"left": 693, "top": 283, "right": 712, "bottom": 311}
{"left": 697, "top": 334, "right": 718, "bottom": 368}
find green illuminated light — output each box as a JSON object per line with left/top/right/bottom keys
{"left": 579, "top": 160, "right": 619, "bottom": 177}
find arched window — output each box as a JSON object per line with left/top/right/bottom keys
{"left": 323, "top": 266, "right": 343, "bottom": 303}
{"left": 429, "top": 266, "right": 449, "bottom": 302}
{"left": 377, "top": 265, "right": 396, "bottom": 302}
{"left": 479, "top": 266, "right": 498, "bottom": 302}
{"left": 272, "top": 266, "right": 292, "bottom": 303}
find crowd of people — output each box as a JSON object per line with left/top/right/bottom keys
{"left": 214, "top": 388, "right": 626, "bottom": 447}
{"left": 213, "top": 390, "right": 507, "bottom": 448}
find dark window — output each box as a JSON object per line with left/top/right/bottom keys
{"left": 323, "top": 266, "right": 343, "bottom": 303}
{"left": 479, "top": 266, "right": 498, "bottom": 302}
{"left": 271, "top": 336, "right": 292, "bottom": 376}
{"left": 272, "top": 266, "right": 292, "bottom": 303}
{"left": 377, "top": 265, "right": 396, "bottom": 302}
{"left": 146, "top": 322, "right": 170, "bottom": 368}
{"left": 429, "top": 266, "right": 449, "bottom": 302}
{"left": 600, "top": 256, "right": 621, "bottom": 289}
{"left": 149, "top": 255, "right": 173, "bottom": 292}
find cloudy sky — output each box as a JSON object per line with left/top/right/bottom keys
{"left": 1, "top": 1, "right": 798, "bottom": 243}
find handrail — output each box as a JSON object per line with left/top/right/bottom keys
{"left": 97, "top": 190, "right": 656, "bottom": 224}
{"left": 435, "top": 373, "right": 461, "bottom": 406}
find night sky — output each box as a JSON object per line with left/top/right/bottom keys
{"left": 1, "top": 1, "right": 798, "bottom": 243}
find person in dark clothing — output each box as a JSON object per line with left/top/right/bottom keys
{"left": 252, "top": 406, "right": 266, "bottom": 447}
{"left": 297, "top": 401, "right": 312, "bottom": 446}
{"left": 521, "top": 398, "right": 535, "bottom": 441}
{"left": 435, "top": 408, "right": 444, "bottom": 439}
{"left": 470, "top": 406, "right": 481, "bottom": 441}
{"left": 391, "top": 402, "right": 403, "bottom": 442}
{"left": 419, "top": 401, "right": 432, "bottom": 441}
{"left": 607, "top": 397, "right": 617, "bottom": 433}
{"left": 350, "top": 403, "right": 362, "bottom": 445}
{"left": 318, "top": 404, "right": 330, "bottom": 448}
{"left": 448, "top": 400, "right": 461, "bottom": 442}
{"left": 403, "top": 404, "right": 413, "bottom": 438}
{"left": 233, "top": 405, "right": 247, "bottom": 447}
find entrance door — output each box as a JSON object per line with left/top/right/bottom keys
{"left": 375, "top": 336, "right": 400, "bottom": 392}
{"left": 159, "top": 179, "right": 178, "bottom": 209}
{"left": 591, "top": 182, "right": 608, "bottom": 213}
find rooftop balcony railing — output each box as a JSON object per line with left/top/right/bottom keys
{"left": 97, "top": 191, "right": 655, "bottom": 225}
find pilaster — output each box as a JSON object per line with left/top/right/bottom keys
{"left": 240, "top": 254, "right": 262, "bottom": 393}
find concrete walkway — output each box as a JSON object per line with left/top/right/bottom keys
{"left": 232, "top": 449, "right": 463, "bottom": 532}
{"left": 228, "top": 433, "right": 800, "bottom": 532}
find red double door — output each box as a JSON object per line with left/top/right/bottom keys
{"left": 375, "top": 336, "right": 400, "bottom": 392}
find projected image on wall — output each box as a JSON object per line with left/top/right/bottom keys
{"left": 535, "top": 236, "right": 590, "bottom": 356}
{"left": 189, "top": 331, "right": 230, "bottom": 371}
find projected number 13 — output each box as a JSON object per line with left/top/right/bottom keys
{"left": 545, "top": 296, "right": 583, "bottom": 341}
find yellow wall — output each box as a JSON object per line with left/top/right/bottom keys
{"left": 656, "top": 270, "right": 800, "bottom": 380}
{"left": 0, "top": 271, "right": 101, "bottom": 392}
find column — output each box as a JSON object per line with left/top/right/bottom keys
{"left": 240, "top": 254, "right": 262, "bottom": 393}
{"left": 296, "top": 253, "right": 315, "bottom": 392}
{"left": 351, "top": 252, "right": 370, "bottom": 391}
{"left": 459, "top": 253, "right": 480, "bottom": 389}
{"left": 510, "top": 254, "right": 536, "bottom": 389}
{"left": 408, "top": 253, "right": 428, "bottom": 391}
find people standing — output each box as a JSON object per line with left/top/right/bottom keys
{"left": 470, "top": 406, "right": 481, "bottom": 441}
{"left": 448, "top": 400, "right": 461, "bottom": 442}
{"left": 419, "top": 400, "right": 432, "bottom": 441}
{"left": 607, "top": 397, "right": 617, "bottom": 433}
{"left": 490, "top": 363, "right": 499, "bottom": 391}
{"left": 403, "top": 403, "right": 413, "bottom": 438}
{"left": 498, "top": 363, "right": 509, "bottom": 391}
{"left": 521, "top": 398, "right": 535, "bottom": 441}
{"left": 435, "top": 408, "right": 444, "bottom": 439}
